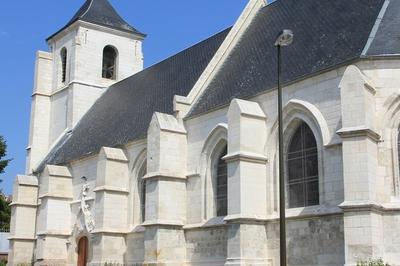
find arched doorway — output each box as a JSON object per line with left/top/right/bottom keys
{"left": 77, "top": 236, "right": 88, "bottom": 266}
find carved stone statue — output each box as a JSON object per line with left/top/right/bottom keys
{"left": 81, "top": 182, "right": 95, "bottom": 233}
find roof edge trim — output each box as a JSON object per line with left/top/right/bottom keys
{"left": 81, "top": 0, "right": 95, "bottom": 19}
{"left": 184, "top": 0, "right": 266, "bottom": 113}
{"left": 46, "top": 19, "right": 146, "bottom": 43}
{"left": 361, "top": 0, "right": 391, "bottom": 56}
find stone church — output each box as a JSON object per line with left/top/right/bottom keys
{"left": 8, "top": 0, "right": 400, "bottom": 264}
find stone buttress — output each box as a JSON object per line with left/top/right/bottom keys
{"left": 8, "top": 175, "right": 39, "bottom": 265}
{"left": 35, "top": 165, "right": 73, "bottom": 265}
{"left": 144, "top": 112, "right": 188, "bottom": 265}
{"left": 338, "top": 65, "right": 384, "bottom": 265}
{"left": 92, "top": 147, "right": 130, "bottom": 264}
{"left": 224, "top": 99, "right": 270, "bottom": 265}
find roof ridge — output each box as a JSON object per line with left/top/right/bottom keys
{"left": 80, "top": 0, "right": 94, "bottom": 19}
{"left": 364, "top": 0, "right": 400, "bottom": 56}
{"left": 361, "top": 0, "right": 391, "bottom": 56}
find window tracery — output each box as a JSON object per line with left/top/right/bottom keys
{"left": 287, "top": 122, "right": 319, "bottom": 208}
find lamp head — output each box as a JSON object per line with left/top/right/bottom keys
{"left": 274, "top": 29, "right": 294, "bottom": 47}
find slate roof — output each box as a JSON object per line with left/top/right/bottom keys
{"left": 47, "top": 0, "right": 145, "bottom": 41}
{"left": 37, "top": 0, "right": 400, "bottom": 171}
{"left": 366, "top": 0, "right": 400, "bottom": 56}
{"left": 188, "top": 0, "right": 390, "bottom": 117}
{"left": 36, "top": 28, "right": 230, "bottom": 172}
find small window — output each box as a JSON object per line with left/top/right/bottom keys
{"left": 138, "top": 161, "right": 147, "bottom": 223}
{"left": 102, "top": 46, "right": 117, "bottom": 80}
{"left": 60, "top": 48, "right": 67, "bottom": 83}
{"left": 287, "top": 122, "right": 319, "bottom": 208}
{"left": 216, "top": 146, "right": 228, "bottom": 216}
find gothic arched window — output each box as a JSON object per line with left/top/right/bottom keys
{"left": 102, "top": 46, "right": 117, "bottom": 80}
{"left": 287, "top": 122, "right": 319, "bottom": 208}
{"left": 138, "top": 161, "right": 147, "bottom": 223}
{"left": 60, "top": 47, "right": 67, "bottom": 83}
{"left": 215, "top": 146, "right": 228, "bottom": 216}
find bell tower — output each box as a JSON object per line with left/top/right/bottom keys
{"left": 26, "top": 0, "right": 146, "bottom": 173}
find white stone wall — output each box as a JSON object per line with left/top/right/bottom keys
{"left": 126, "top": 141, "right": 147, "bottom": 227}
{"left": 341, "top": 60, "right": 400, "bottom": 266}
{"left": 70, "top": 156, "right": 98, "bottom": 200}
{"left": 68, "top": 83, "right": 104, "bottom": 128}
{"left": 267, "top": 215, "right": 345, "bottom": 265}
{"left": 17, "top": 33, "right": 400, "bottom": 265}
{"left": 73, "top": 24, "right": 143, "bottom": 85}
{"left": 8, "top": 176, "right": 38, "bottom": 265}
{"left": 57, "top": 141, "right": 147, "bottom": 265}
{"left": 178, "top": 59, "right": 400, "bottom": 265}
{"left": 26, "top": 51, "right": 53, "bottom": 172}
{"left": 126, "top": 230, "right": 145, "bottom": 264}
{"left": 15, "top": 0, "right": 400, "bottom": 263}
{"left": 183, "top": 68, "right": 346, "bottom": 265}
{"left": 49, "top": 29, "right": 76, "bottom": 90}
{"left": 27, "top": 22, "right": 145, "bottom": 176}
{"left": 362, "top": 59, "right": 400, "bottom": 203}
{"left": 49, "top": 89, "right": 69, "bottom": 144}
{"left": 185, "top": 227, "right": 228, "bottom": 266}
{"left": 47, "top": 24, "right": 144, "bottom": 141}
{"left": 185, "top": 109, "right": 228, "bottom": 224}
{"left": 185, "top": 68, "right": 345, "bottom": 222}
{"left": 383, "top": 214, "right": 400, "bottom": 263}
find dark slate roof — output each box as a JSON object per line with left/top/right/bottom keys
{"left": 36, "top": 28, "right": 230, "bottom": 172}
{"left": 47, "top": 0, "right": 145, "bottom": 41}
{"left": 366, "top": 0, "right": 400, "bottom": 56}
{"left": 188, "top": 0, "right": 387, "bottom": 117}
{"left": 37, "top": 0, "right": 400, "bottom": 171}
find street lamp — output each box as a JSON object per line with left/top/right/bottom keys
{"left": 274, "top": 29, "right": 294, "bottom": 266}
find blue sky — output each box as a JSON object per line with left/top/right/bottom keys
{"left": 0, "top": 0, "right": 248, "bottom": 195}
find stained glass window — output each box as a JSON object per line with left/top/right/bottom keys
{"left": 216, "top": 146, "right": 228, "bottom": 216}
{"left": 287, "top": 122, "right": 319, "bottom": 208}
{"left": 138, "top": 162, "right": 146, "bottom": 223}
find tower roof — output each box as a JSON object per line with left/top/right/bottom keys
{"left": 47, "top": 0, "right": 145, "bottom": 41}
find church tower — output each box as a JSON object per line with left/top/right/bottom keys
{"left": 26, "top": 0, "right": 145, "bottom": 173}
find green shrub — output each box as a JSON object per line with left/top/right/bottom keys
{"left": 357, "top": 258, "right": 390, "bottom": 266}
{"left": 0, "top": 260, "right": 7, "bottom": 266}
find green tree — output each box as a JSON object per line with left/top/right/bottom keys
{"left": 0, "top": 194, "right": 11, "bottom": 231}
{"left": 0, "top": 135, "right": 11, "bottom": 177}
{"left": 357, "top": 258, "right": 390, "bottom": 266}
{"left": 0, "top": 135, "right": 11, "bottom": 231}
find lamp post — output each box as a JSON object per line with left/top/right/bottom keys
{"left": 274, "top": 29, "right": 294, "bottom": 266}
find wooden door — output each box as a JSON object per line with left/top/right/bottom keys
{"left": 77, "top": 236, "right": 88, "bottom": 266}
